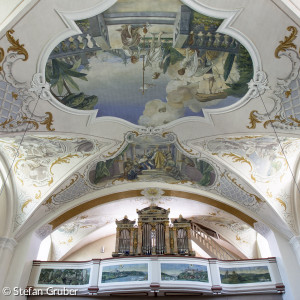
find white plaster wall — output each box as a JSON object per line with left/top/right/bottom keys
{"left": 62, "top": 234, "right": 115, "bottom": 261}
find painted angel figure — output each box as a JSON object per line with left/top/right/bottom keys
{"left": 144, "top": 32, "right": 170, "bottom": 79}
{"left": 120, "top": 24, "right": 142, "bottom": 64}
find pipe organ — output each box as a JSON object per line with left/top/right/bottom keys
{"left": 112, "top": 206, "right": 195, "bottom": 256}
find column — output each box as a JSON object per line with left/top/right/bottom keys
{"left": 164, "top": 222, "right": 170, "bottom": 254}
{"left": 4, "top": 230, "right": 43, "bottom": 300}
{"left": 0, "top": 237, "right": 17, "bottom": 290}
{"left": 137, "top": 222, "right": 142, "bottom": 255}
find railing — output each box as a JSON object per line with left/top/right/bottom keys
{"left": 27, "top": 256, "right": 284, "bottom": 297}
{"left": 191, "top": 223, "right": 238, "bottom": 260}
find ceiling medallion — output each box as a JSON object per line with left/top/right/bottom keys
{"left": 45, "top": 1, "right": 254, "bottom": 126}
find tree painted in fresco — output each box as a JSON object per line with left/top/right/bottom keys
{"left": 46, "top": 58, "right": 98, "bottom": 110}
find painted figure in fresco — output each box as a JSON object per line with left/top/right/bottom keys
{"left": 178, "top": 49, "right": 199, "bottom": 78}
{"left": 144, "top": 32, "right": 170, "bottom": 79}
{"left": 120, "top": 24, "right": 142, "bottom": 64}
{"left": 151, "top": 146, "right": 166, "bottom": 169}
{"left": 139, "top": 154, "right": 155, "bottom": 170}
{"left": 123, "top": 158, "right": 138, "bottom": 180}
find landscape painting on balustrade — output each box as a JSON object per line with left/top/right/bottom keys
{"left": 161, "top": 263, "right": 208, "bottom": 282}
{"left": 219, "top": 266, "right": 271, "bottom": 284}
{"left": 45, "top": 0, "right": 253, "bottom": 126}
{"left": 101, "top": 263, "right": 148, "bottom": 283}
{"left": 38, "top": 268, "right": 90, "bottom": 285}
{"left": 89, "top": 143, "right": 216, "bottom": 187}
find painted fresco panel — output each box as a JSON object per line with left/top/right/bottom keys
{"left": 219, "top": 266, "right": 271, "bottom": 284}
{"left": 101, "top": 263, "right": 148, "bottom": 283}
{"left": 45, "top": 0, "right": 253, "bottom": 126}
{"left": 38, "top": 268, "right": 90, "bottom": 285}
{"left": 89, "top": 144, "right": 215, "bottom": 187}
{"left": 161, "top": 263, "right": 208, "bottom": 282}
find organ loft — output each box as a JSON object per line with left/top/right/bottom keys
{"left": 112, "top": 206, "right": 195, "bottom": 256}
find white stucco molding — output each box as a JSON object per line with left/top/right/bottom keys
{"left": 0, "top": 237, "right": 17, "bottom": 252}
{"left": 289, "top": 235, "right": 300, "bottom": 266}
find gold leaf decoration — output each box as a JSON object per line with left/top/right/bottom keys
{"left": 0, "top": 117, "right": 13, "bottom": 129}
{"left": 289, "top": 116, "right": 300, "bottom": 125}
{"left": 48, "top": 177, "right": 54, "bottom": 186}
{"left": 263, "top": 115, "right": 300, "bottom": 128}
{"left": 0, "top": 47, "right": 4, "bottom": 71}
{"left": 50, "top": 154, "right": 80, "bottom": 175}
{"left": 227, "top": 174, "right": 264, "bottom": 203}
{"left": 104, "top": 140, "right": 125, "bottom": 158}
{"left": 275, "top": 26, "right": 298, "bottom": 59}
{"left": 17, "top": 115, "right": 39, "bottom": 130}
{"left": 40, "top": 112, "right": 55, "bottom": 131}
{"left": 251, "top": 174, "right": 256, "bottom": 183}
{"left": 276, "top": 197, "right": 287, "bottom": 211}
{"left": 44, "top": 174, "right": 79, "bottom": 205}
{"left": 285, "top": 89, "right": 292, "bottom": 98}
{"left": 162, "top": 131, "right": 171, "bottom": 137}
{"left": 21, "top": 199, "right": 32, "bottom": 212}
{"left": 247, "top": 110, "right": 262, "bottom": 129}
{"left": 44, "top": 197, "right": 53, "bottom": 206}
{"left": 0, "top": 112, "right": 55, "bottom": 131}
{"left": 228, "top": 136, "right": 262, "bottom": 140}
{"left": 6, "top": 29, "right": 28, "bottom": 61}
{"left": 0, "top": 47, "right": 4, "bottom": 63}
{"left": 266, "top": 189, "right": 272, "bottom": 198}
{"left": 35, "top": 190, "right": 42, "bottom": 199}
{"left": 222, "top": 153, "right": 253, "bottom": 171}
{"left": 12, "top": 92, "right": 18, "bottom": 100}
{"left": 176, "top": 138, "right": 196, "bottom": 155}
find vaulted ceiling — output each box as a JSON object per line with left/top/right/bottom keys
{"left": 0, "top": 0, "right": 300, "bottom": 259}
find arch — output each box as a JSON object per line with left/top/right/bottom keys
{"left": 48, "top": 189, "right": 257, "bottom": 230}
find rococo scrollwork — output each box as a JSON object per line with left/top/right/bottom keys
{"left": 0, "top": 29, "right": 56, "bottom": 132}
{"left": 247, "top": 26, "right": 300, "bottom": 130}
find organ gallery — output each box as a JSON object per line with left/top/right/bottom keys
{"left": 112, "top": 206, "right": 195, "bottom": 256}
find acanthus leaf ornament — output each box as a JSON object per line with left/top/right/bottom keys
{"left": 275, "top": 26, "right": 298, "bottom": 58}
{"left": 6, "top": 29, "right": 28, "bottom": 61}
{"left": 247, "top": 26, "right": 300, "bottom": 131}
{"left": 222, "top": 153, "right": 253, "bottom": 171}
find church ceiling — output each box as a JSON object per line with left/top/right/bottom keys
{"left": 0, "top": 0, "right": 299, "bottom": 249}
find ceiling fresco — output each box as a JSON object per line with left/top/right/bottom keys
{"left": 90, "top": 142, "right": 216, "bottom": 187}
{"left": 45, "top": 0, "right": 253, "bottom": 126}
